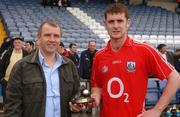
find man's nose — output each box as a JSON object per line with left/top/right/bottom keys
{"left": 49, "top": 35, "right": 56, "bottom": 41}
{"left": 113, "top": 21, "right": 119, "bottom": 28}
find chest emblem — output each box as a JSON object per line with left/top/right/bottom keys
{"left": 101, "top": 65, "right": 108, "bottom": 73}
{"left": 127, "top": 61, "right": 136, "bottom": 72}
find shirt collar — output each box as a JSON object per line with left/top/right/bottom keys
{"left": 38, "top": 50, "right": 62, "bottom": 67}
{"left": 38, "top": 50, "right": 44, "bottom": 66}
{"left": 106, "top": 36, "right": 133, "bottom": 51}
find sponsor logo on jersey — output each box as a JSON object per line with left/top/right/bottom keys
{"left": 127, "top": 61, "right": 136, "bottom": 72}
{"left": 112, "top": 60, "right": 121, "bottom": 64}
{"left": 101, "top": 65, "right": 108, "bottom": 73}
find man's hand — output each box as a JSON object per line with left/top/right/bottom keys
{"left": 91, "top": 93, "right": 100, "bottom": 107}
{"left": 91, "top": 87, "right": 102, "bottom": 108}
{"left": 69, "top": 102, "right": 83, "bottom": 113}
{"left": 136, "top": 108, "right": 161, "bottom": 117}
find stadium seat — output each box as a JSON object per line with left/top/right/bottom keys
{"left": 133, "top": 35, "right": 142, "bottom": 41}
{"left": 0, "top": 0, "right": 180, "bottom": 51}
{"left": 145, "top": 90, "right": 159, "bottom": 106}
{"left": 145, "top": 79, "right": 160, "bottom": 106}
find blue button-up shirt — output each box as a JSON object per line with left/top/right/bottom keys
{"left": 39, "top": 51, "right": 62, "bottom": 117}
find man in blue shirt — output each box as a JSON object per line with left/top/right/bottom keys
{"left": 5, "top": 20, "right": 82, "bottom": 117}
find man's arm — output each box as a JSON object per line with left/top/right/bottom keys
{"left": 5, "top": 61, "right": 23, "bottom": 117}
{"left": 137, "top": 70, "right": 180, "bottom": 117}
{"left": 91, "top": 87, "right": 102, "bottom": 107}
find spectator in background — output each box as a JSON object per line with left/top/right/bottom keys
{"left": 0, "top": 36, "right": 28, "bottom": 106}
{"left": 57, "top": 42, "right": 69, "bottom": 57}
{"left": 157, "top": 44, "right": 175, "bottom": 66}
{"left": 175, "top": 0, "right": 180, "bottom": 14}
{"left": 0, "top": 37, "right": 13, "bottom": 59}
{"left": 5, "top": 20, "right": 82, "bottom": 117}
{"left": 174, "top": 49, "right": 180, "bottom": 73}
{"left": 79, "top": 40, "right": 97, "bottom": 80}
{"left": 90, "top": 3, "right": 180, "bottom": 117}
{"left": 24, "top": 41, "right": 34, "bottom": 54}
{"left": 68, "top": 43, "right": 79, "bottom": 67}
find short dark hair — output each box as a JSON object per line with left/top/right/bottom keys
{"left": 26, "top": 41, "right": 34, "bottom": 47}
{"left": 88, "top": 40, "right": 96, "bottom": 45}
{"left": 59, "top": 42, "right": 64, "bottom": 47}
{"left": 157, "top": 44, "right": 167, "bottom": 50}
{"left": 175, "top": 49, "right": 180, "bottom": 52}
{"left": 37, "top": 20, "right": 61, "bottom": 37}
{"left": 104, "top": 3, "right": 129, "bottom": 20}
{"left": 69, "top": 43, "right": 77, "bottom": 48}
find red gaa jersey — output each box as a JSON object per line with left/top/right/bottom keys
{"left": 91, "top": 36, "right": 174, "bottom": 117}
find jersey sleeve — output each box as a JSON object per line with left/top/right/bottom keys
{"left": 145, "top": 45, "right": 174, "bottom": 80}
{"left": 90, "top": 55, "right": 102, "bottom": 88}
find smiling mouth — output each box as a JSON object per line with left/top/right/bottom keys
{"left": 48, "top": 44, "right": 56, "bottom": 48}
{"left": 113, "top": 31, "right": 120, "bottom": 34}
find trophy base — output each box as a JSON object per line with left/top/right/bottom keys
{"left": 72, "top": 97, "right": 94, "bottom": 104}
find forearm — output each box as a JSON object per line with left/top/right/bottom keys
{"left": 92, "top": 87, "right": 102, "bottom": 96}
{"left": 91, "top": 87, "right": 102, "bottom": 106}
{"left": 153, "top": 70, "right": 180, "bottom": 113}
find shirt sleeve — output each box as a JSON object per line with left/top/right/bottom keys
{"left": 90, "top": 55, "right": 102, "bottom": 88}
{"left": 145, "top": 45, "right": 174, "bottom": 80}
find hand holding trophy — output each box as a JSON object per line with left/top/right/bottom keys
{"left": 71, "top": 85, "right": 94, "bottom": 107}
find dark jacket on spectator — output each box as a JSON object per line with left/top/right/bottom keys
{"left": 166, "top": 51, "right": 175, "bottom": 66}
{"left": 68, "top": 51, "right": 79, "bottom": 67}
{"left": 0, "top": 49, "right": 28, "bottom": 79}
{"left": 79, "top": 49, "right": 97, "bottom": 80}
{"left": 174, "top": 54, "right": 180, "bottom": 72}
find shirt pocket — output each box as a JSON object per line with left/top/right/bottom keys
{"left": 61, "top": 76, "right": 74, "bottom": 100}
{"left": 22, "top": 77, "right": 44, "bottom": 103}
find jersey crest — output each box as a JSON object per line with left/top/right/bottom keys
{"left": 127, "top": 61, "right": 136, "bottom": 72}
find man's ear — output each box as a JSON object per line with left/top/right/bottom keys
{"left": 37, "top": 33, "right": 40, "bottom": 39}
{"left": 127, "top": 19, "right": 131, "bottom": 28}
{"left": 104, "top": 20, "right": 107, "bottom": 30}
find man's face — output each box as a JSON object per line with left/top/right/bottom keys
{"left": 161, "top": 46, "right": 167, "bottom": 54}
{"left": 57, "top": 45, "right": 64, "bottom": 54}
{"left": 104, "top": 12, "right": 130, "bottom": 40}
{"left": 176, "top": 51, "right": 180, "bottom": 55}
{"left": 38, "top": 24, "right": 61, "bottom": 55}
{"left": 13, "top": 39, "right": 23, "bottom": 50}
{"left": 70, "top": 45, "right": 77, "bottom": 53}
{"left": 25, "top": 43, "right": 33, "bottom": 52}
{"left": 88, "top": 41, "right": 96, "bottom": 52}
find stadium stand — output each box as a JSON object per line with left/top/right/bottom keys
{"left": 71, "top": 0, "right": 180, "bottom": 50}
{"left": 145, "top": 79, "right": 161, "bottom": 106}
{"left": 0, "top": 0, "right": 180, "bottom": 50}
{"left": 0, "top": 0, "right": 104, "bottom": 50}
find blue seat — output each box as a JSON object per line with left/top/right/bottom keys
{"left": 145, "top": 90, "right": 159, "bottom": 106}
{"left": 145, "top": 79, "right": 160, "bottom": 106}
{"left": 159, "top": 80, "right": 167, "bottom": 92}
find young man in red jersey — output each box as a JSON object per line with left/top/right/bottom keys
{"left": 90, "top": 3, "right": 180, "bottom": 117}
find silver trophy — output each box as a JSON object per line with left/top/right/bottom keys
{"left": 71, "top": 86, "right": 94, "bottom": 105}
